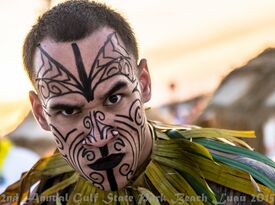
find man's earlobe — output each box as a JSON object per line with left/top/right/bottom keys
{"left": 138, "top": 59, "right": 151, "bottom": 103}
{"left": 29, "top": 91, "right": 50, "bottom": 131}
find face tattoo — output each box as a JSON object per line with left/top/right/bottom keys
{"left": 35, "top": 32, "right": 147, "bottom": 191}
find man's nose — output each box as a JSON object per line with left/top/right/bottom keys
{"left": 82, "top": 110, "right": 119, "bottom": 147}
{"left": 84, "top": 128, "right": 119, "bottom": 147}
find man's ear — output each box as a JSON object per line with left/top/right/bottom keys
{"left": 137, "top": 59, "right": 151, "bottom": 103}
{"left": 29, "top": 91, "right": 50, "bottom": 131}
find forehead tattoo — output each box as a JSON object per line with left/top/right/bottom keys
{"left": 35, "top": 32, "right": 135, "bottom": 107}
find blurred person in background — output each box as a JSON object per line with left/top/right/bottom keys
{"left": 0, "top": 138, "right": 39, "bottom": 193}
{"left": 0, "top": 101, "right": 39, "bottom": 193}
{"left": 1, "top": 1, "right": 274, "bottom": 204}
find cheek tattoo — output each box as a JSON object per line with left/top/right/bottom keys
{"left": 35, "top": 32, "right": 147, "bottom": 191}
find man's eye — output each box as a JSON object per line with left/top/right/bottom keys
{"left": 105, "top": 94, "right": 122, "bottom": 106}
{"left": 60, "top": 108, "right": 80, "bottom": 116}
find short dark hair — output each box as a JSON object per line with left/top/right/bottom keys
{"left": 23, "top": 0, "right": 138, "bottom": 84}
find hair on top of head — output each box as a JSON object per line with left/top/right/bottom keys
{"left": 23, "top": 0, "right": 138, "bottom": 84}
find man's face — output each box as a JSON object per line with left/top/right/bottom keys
{"left": 30, "top": 27, "right": 151, "bottom": 191}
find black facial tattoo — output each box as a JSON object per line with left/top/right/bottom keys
{"left": 35, "top": 32, "right": 147, "bottom": 191}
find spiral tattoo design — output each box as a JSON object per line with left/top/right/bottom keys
{"left": 35, "top": 32, "right": 135, "bottom": 108}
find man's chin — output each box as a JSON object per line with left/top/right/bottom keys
{"left": 83, "top": 173, "right": 134, "bottom": 191}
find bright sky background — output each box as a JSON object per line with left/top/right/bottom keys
{"left": 1, "top": 0, "right": 275, "bottom": 109}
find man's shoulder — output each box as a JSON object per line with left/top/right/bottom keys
{"left": 150, "top": 120, "right": 275, "bottom": 204}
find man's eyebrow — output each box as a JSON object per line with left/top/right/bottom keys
{"left": 49, "top": 103, "right": 83, "bottom": 111}
{"left": 102, "top": 81, "right": 128, "bottom": 99}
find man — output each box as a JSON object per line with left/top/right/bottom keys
{"left": 1, "top": 1, "right": 274, "bottom": 204}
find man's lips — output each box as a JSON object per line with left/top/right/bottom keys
{"left": 88, "top": 153, "right": 125, "bottom": 171}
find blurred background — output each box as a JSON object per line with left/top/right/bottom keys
{"left": 0, "top": 0, "right": 275, "bottom": 192}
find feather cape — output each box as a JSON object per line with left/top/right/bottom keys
{"left": 1, "top": 121, "right": 274, "bottom": 205}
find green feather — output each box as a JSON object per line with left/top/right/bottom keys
{"left": 194, "top": 138, "right": 275, "bottom": 168}
{"left": 212, "top": 154, "right": 275, "bottom": 191}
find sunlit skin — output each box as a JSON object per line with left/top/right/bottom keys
{"left": 29, "top": 27, "right": 153, "bottom": 191}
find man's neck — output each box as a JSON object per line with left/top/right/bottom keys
{"left": 137, "top": 120, "right": 153, "bottom": 168}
